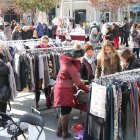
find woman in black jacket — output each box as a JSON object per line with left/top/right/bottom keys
{"left": 80, "top": 43, "right": 96, "bottom": 82}
{"left": 12, "top": 26, "right": 22, "bottom": 40}
{"left": 120, "top": 49, "right": 140, "bottom": 70}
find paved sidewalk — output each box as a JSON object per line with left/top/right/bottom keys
{"left": 8, "top": 91, "right": 86, "bottom": 140}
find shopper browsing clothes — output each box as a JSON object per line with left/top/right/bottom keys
{"left": 119, "top": 49, "right": 140, "bottom": 70}
{"left": 54, "top": 53, "right": 89, "bottom": 139}
{"left": 95, "top": 40, "right": 122, "bottom": 78}
{"left": 80, "top": 43, "right": 97, "bottom": 82}
{"left": 35, "top": 35, "right": 50, "bottom": 108}
{"left": 36, "top": 35, "right": 49, "bottom": 48}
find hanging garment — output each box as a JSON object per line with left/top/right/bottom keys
{"left": 34, "top": 55, "right": 41, "bottom": 91}
{"left": 43, "top": 55, "right": 50, "bottom": 88}
{"left": 38, "top": 54, "right": 44, "bottom": 89}
{"left": 38, "top": 54, "right": 44, "bottom": 80}
{"left": 7, "top": 62, "right": 17, "bottom": 101}
{"left": 106, "top": 84, "right": 114, "bottom": 140}
{"left": 54, "top": 54, "right": 60, "bottom": 76}
{"left": 29, "top": 56, "right": 35, "bottom": 91}
{"left": 113, "top": 85, "right": 119, "bottom": 140}
{"left": 19, "top": 56, "right": 28, "bottom": 90}
{"left": 52, "top": 53, "right": 57, "bottom": 78}
{"left": 14, "top": 53, "right": 21, "bottom": 91}
{"left": 120, "top": 82, "right": 131, "bottom": 140}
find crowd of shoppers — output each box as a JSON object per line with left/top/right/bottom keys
{"left": 0, "top": 17, "right": 140, "bottom": 140}
{"left": 0, "top": 20, "right": 58, "bottom": 41}
{"left": 54, "top": 39, "right": 140, "bottom": 138}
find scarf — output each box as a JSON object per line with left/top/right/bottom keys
{"left": 105, "top": 53, "right": 111, "bottom": 59}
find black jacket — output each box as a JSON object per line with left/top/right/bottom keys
{"left": 124, "top": 57, "right": 140, "bottom": 71}
{"left": 0, "top": 60, "right": 10, "bottom": 87}
{"left": 121, "top": 21, "right": 130, "bottom": 34}
{"left": 12, "top": 31, "right": 22, "bottom": 40}
{"left": 105, "top": 31, "right": 114, "bottom": 41}
{"left": 112, "top": 25, "right": 120, "bottom": 38}
{"left": 0, "top": 60, "right": 10, "bottom": 104}
{"left": 72, "top": 49, "right": 84, "bottom": 58}
{"left": 21, "top": 29, "right": 33, "bottom": 40}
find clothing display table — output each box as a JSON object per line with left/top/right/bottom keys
{"left": 61, "top": 34, "right": 89, "bottom": 42}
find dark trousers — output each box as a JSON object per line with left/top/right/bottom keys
{"left": 123, "top": 33, "right": 129, "bottom": 47}
{"left": 0, "top": 102, "right": 7, "bottom": 113}
{"left": 35, "top": 86, "right": 52, "bottom": 108}
{"left": 133, "top": 48, "right": 139, "bottom": 58}
{"left": 35, "top": 87, "right": 49, "bottom": 102}
{"left": 120, "top": 34, "right": 124, "bottom": 45}
{"left": 60, "top": 106, "right": 72, "bottom": 116}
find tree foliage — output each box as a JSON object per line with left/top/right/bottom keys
{"left": 0, "top": 0, "right": 22, "bottom": 14}
{"left": 90, "top": 0, "right": 138, "bottom": 12}
{"left": 13, "top": 0, "right": 60, "bottom": 12}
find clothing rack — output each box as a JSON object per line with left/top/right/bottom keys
{"left": 15, "top": 46, "right": 73, "bottom": 114}
{"left": 5, "top": 39, "right": 40, "bottom": 44}
{"left": 101, "top": 68, "right": 140, "bottom": 79}
{"left": 86, "top": 68, "right": 140, "bottom": 140}
{"left": 17, "top": 46, "right": 73, "bottom": 52}
{"left": 2, "top": 39, "right": 40, "bottom": 46}
{"left": 100, "top": 68, "right": 140, "bottom": 85}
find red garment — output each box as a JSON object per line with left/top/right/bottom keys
{"left": 54, "top": 54, "right": 89, "bottom": 110}
{"left": 39, "top": 44, "right": 49, "bottom": 48}
{"left": 137, "top": 81, "right": 140, "bottom": 111}
{"left": 138, "top": 95, "right": 140, "bottom": 110}
{"left": 113, "top": 37, "right": 119, "bottom": 49}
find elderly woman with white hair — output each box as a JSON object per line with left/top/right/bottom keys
{"left": 89, "top": 28, "right": 101, "bottom": 49}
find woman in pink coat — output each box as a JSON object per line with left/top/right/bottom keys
{"left": 54, "top": 53, "right": 89, "bottom": 139}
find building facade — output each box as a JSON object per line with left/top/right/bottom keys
{"left": 0, "top": 0, "right": 140, "bottom": 25}
{"left": 56, "top": 0, "right": 140, "bottom": 24}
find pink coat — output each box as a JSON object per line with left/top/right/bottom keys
{"left": 54, "top": 54, "right": 89, "bottom": 110}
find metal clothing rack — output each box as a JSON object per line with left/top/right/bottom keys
{"left": 3, "top": 39, "right": 40, "bottom": 47}
{"left": 101, "top": 68, "right": 140, "bottom": 79}
{"left": 100, "top": 68, "right": 140, "bottom": 85}
{"left": 4, "top": 39, "right": 40, "bottom": 44}
{"left": 88, "top": 68, "right": 140, "bottom": 140}
{"left": 17, "top": 46, "right": 73, "bottom": 52}
{"left": 21, "top": 46, "right": 73, "bottom": 115}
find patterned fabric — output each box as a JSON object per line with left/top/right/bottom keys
{"left": 113, "top": 85, "right": 119, "bottom": 140}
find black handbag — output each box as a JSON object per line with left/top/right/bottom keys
{"left": 0, "top": 85, "right": 11, "bottom": 102}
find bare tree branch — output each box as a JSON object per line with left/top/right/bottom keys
{"left": 90, "top": 0, "right": 138, "bottom": 12}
